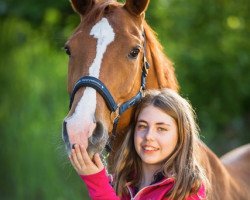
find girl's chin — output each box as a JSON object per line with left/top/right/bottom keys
{"left": 141, "top": 156, "right": 160, "bottom": 165}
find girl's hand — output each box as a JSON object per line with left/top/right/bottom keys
{"left": 69, "top": 144, "right": 104, "bottom": 175}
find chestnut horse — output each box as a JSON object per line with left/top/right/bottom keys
{"left": 62, "top": 0, "right": 250, "bottom": 199}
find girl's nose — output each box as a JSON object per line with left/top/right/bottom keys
{"left": 145, "top": 127, "right": 155, "bottom": 141}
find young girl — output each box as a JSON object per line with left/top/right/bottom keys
{"left": 69, "top": 89, "right": 208, "bottom": 200}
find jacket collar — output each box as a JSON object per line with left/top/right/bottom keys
{"left": 126, "top": 176, "right": 175, "bottom": 198}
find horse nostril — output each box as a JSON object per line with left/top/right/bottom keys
{"left": 90, "top": 122, "right": 104, "bottom": 145}
{"left": 62, "top": 121, "right": 68, "bottom": 142}
{"left": 62, "top": 121, "right": 71, "bottom": 151}
{"left": 87, "top": 121, "right": 109, "bottom": 156}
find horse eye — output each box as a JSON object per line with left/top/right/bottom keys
{"left": 64, "top": 46, "right": 71, "bottom": 56}
{"left": 129, "top": 47, "right": 140, "bottom": 59}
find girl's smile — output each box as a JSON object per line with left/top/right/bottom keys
{"left": 142, "top": 144, "right": 160, "bottom": 154}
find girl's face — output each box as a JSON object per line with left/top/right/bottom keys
{"left": 134, "top": 105, "right": 178, "bottom": 169}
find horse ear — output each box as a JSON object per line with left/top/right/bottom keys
{"left": 124, "top": 0, "right": 150, "bottom": 16}
{"left": 71, "top": 0, "right": 96, "bottom": 16}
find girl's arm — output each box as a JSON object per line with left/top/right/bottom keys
{"left": 69, "top": 144, "right": 120, "bottom": 200}
{"left": 80, "top": 168, "right": 120, "bottom": 200}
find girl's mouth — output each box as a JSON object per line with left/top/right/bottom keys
{"left": 142, "top": 145, "right": 159, "bottom": 152}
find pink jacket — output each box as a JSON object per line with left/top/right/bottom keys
{"left": 80, "top": 168, "right": 206, "bottom": 200}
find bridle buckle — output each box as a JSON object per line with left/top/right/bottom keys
{"left": 111, "top": 107, "right": 120, "bottom": 124}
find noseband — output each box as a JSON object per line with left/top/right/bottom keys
{"left": 68, "top": 32, "right": 150, "bottom": 134}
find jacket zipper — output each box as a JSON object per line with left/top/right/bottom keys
{"left": 127, "top": 178, "right": 173, "bottom": 200}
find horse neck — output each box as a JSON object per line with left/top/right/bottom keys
{"left": 143, "top": 21, "right": 179, "bottom": 91}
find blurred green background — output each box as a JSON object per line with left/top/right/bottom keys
{"left": 0, "top": 0, "right": 249, "bottom": 199}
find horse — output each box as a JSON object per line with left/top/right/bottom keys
{"left": 62, "top": 0, "right": 250, "bottom": 199}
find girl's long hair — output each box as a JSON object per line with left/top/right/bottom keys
{"left": 112, "top": 89, "right": 209, "bottom": 199}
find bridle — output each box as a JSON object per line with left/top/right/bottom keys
{"left": 68, "top": 32, "right": 150, "bottom": 136}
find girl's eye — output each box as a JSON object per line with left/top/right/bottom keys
{"left": 157, "top": 127, "right": 168, "bottom": 132}
{"left": 136, "top": 124, "right": 147, "bottom": 130}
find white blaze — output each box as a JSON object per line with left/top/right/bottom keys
{"left": 66, "top": 18, "right": 115, "bottom": 136}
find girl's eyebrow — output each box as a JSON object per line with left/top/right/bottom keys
{"left": 137, "top": 119, "right": 147, "bottom": 123}
{"left": 137, "top": 120, "right": 171, "bottom": 126}
{"left": 156, "top": 122, "right": 171, "bottom": 126}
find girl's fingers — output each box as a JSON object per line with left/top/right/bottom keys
{"left": 80, "top": 146, "right": 92, "bottom": 165}
{"left": 93, "top": 153, "right": 104, "bottom": 170}
{"left": 74, "top": 144, "right": 85, "bottom": 167}
{"left": 69, "top": 146, "right": 104, "bottom": 175}
{"left": 71, "top": 149, "right": 82, "bottom": 170}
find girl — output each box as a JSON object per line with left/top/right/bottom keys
{"left": 69, "top": 89, "right": 208, "bottom": 199}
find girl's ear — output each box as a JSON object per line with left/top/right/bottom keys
{"left": 124, "top": 0, "right": 150, "bottom": 16}
{"left": 71, "top": 0, "right": 96, "bottom": 16}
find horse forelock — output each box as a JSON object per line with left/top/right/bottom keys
{"left": 83, "top": 1, "right": 122, "bottom": 25}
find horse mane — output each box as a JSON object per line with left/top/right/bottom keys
{"left": 143, "top": 21, "right": 179, "bottom": 91}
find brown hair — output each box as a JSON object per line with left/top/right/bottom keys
{"left": 112, "top": 89, "right": 209, "bottom": 199}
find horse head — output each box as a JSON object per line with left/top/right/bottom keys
{"left": 62, "top": 0, "right": 178, "bottom": 157}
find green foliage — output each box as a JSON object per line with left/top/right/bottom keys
{"left": 0, "top": 17, "right": 88, "bottom": 199}
{"left": 0, "top": 0, "right": 249, "bottom": 199}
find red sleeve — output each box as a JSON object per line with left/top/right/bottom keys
{"left": 186, "top": 184, "right": 206, "bottom": 200}
{"left": 80, "top": 168, "right": 120, "bottom": 200}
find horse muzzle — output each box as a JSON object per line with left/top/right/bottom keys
{"left": 62, "top": 120, "right": 109, "bottom": 157}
